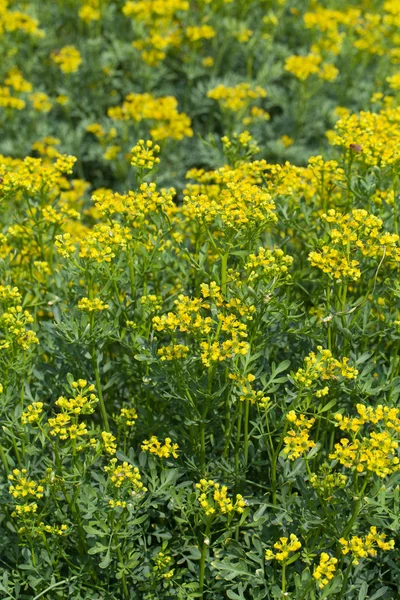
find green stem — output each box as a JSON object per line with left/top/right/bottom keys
{"left": 299, "top": 578, "right": 314, "bottom": 600}
{"left": 199, "top": 519, "right": 212, "bottom": 598}
{"left": 117, "top": 546, "right": 129, "bottom": 599}
{"left": 221, "top": 250, "right": 229, "bottom": 297}
{"left": 341, "top": 474, "right": 370, "bottom": 539}
{"left": 0, "top": 441, "right": 8, "bottom": 472}
{"left": 336, "top": 560, "right": 352, "bottom": 600}
{"left": 92, "top": 347, "right": 110, "bottom": 432}
{"left": 243, "top": 400, "right": 250, "bottom": 471}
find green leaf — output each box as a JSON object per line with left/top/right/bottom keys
{"left": 253, "top": 504, "right": 267, "bottom": 522}
{"left": 83, "top": 525, "right": 107, "bottom": 537}
{"left": 368, "top": 588, "right": 389, "bottom": 600}
{"left": 99, "top": 551, "right": 112, "bottom": 569}
{"left": 358, "top": 581, "right": 368, "bottom": 600}
{"left": 318, "top": 399, "right": 337, "bottom": 413}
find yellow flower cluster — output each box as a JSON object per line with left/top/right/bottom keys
{"left": 330, "top": 404, "right": 400, "bottom": 477}
{"left": 123, "top": 0, "right": 189, "bottom": 64}
{"left": 21, "top": 402, "right": 44, "bottom": 425}
{"left": 329, "top": 106, "right": 400, "bottom": 167}
{"left": 310, "top": 209, "right": 400, "bottom": 282}
{"left": 0, "top": 85, "right": 25, "bottom": 110}
{"left": 32, "top": 136, "right": 61, "bottom": 159}
{"left": 195, "top": 479, "right": 246, "bottom": 516}
{"left": 8, "top": 469, "right": 44, "bottom": 499}
{"left": 184, "top": 179, "right": 277, "bottom": 233}
{"left": 76, "top": 223, "right": 132, "bottom": 263}
{"left": 0, "top": 1, "right": 43, "bottom": 38}
{"left": 141, "top": 436, "right": 179, "bottom": 459}
{"left": 313, "top": 553, "right": 338, "bottom": 588}
{"left": 244, "top": 247, "right": 293, "bottom": 284}
{"left": 153, "top": 551, "right": 174, "bottom": 579}
{"left": 108, "top": 93, "right": 193, "bottom": 140}
{"left": 157, "top": 344, "right": 189, "bottom": 361}
{"left": 330, "top": 434, "right": 399, "bottom": 478}
{"left": 303, "top": 6, "right": 359, "bottom": 56}
{"left": 104, "top": 458, "right": 146, "bottom": 492}
{"left": 284, "top": 411, "right": 316, "bottom": 460}
{"left": 340, "top": 527, "right": 395, "bottom": 564}
{"left": 294, "top": 347, "right": 358, "bottom": 392}
{"left": 284, "top": 54, "right": 338, "bottom": 81}
{"left": 56, "top": 380, "right": 98, "bottom": 415}
{"left": 387, "top": 73, "right": 400, "bottom": 90}
{"left": 51, "top": 46, "right": 82, "bottom": 74}
{"left": 79, "top": 0, "right": 101, "bottom": 22}
{"left": 335, "top": 403, "right": 400, "bottom": 432}
{"left": 108, "top": 499, "right": 127, "bottom": 508}
{"left": 265, "top": 534, "right": 301, "bottom": 561}
{"left": 0, "top": 285, "right": 21, "bottom": 305}
{"left": 119, "top": 407, "right": 138, "bottom": 427}
{"left": 140, "top": 294, "right": 162, "bottom": 312}
{"left": 186, "top": 24, "right": 216, "bottom": 42}
{"left": 130, "top": 139, "right": 160, "bottom": 170}
{"left": 0, "top": 154, "right": 77, "bottom": 196}
{"left": 153, "top": 288, "right": 254, "bottom": 367}
{"left": 78, "top": 297, "right": 109, "bottom": 312}
{"left": 1, "top": 306, "right": 39, "bottom": 351}
{"left": 48, "top": 415, "right": 88, "bottom": 440}
{"left": 207, "top": 83, "right": 267, "bottom": 112}
{"left": 309, "top": 466, "right": 347, "bottom": 501}
{"left": 102, "top": 431, "right": 117, "bottom": 455}
{"left": 11, "top": 502, "right": 38, "bottom": 517}
{"left": 229, "top": 373, "right": 270, "bottom": 408}
{"left": 29, "top": 92, "right": 52, "bottom": 113}
{"left": 15, "top": 515, "right": 68, "bottom": 537}
{"left": 92, "top": 183, "right": 175, "bottom": 225}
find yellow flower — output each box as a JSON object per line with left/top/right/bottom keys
{"left": 21, "top": 402, "right": 44, "bottom": 425}
{"left": 195, "top": 479, "right": 246, "bottom": 516}
{"left": 77, "top": 297, "right": 109, "bottom": 312}
{"left": 104, "top": 458, "right": 146, "bottom": 492}
{"left": 141, "top": 436, "right": 179, "bottom": 458}
{"left": 131, "top": 139, "right": 160, "bottom": 170}
{"left": 207, "top": 83, "right": 267, "bottom": 112}
{"left": 265, "top": 534, "right": 302, "bottom": 562}
{"left": 283, "top": 413, "right": 316, "bottom": 460}
{"left": 313, "top": 553, "right": 338, "bottom": 588}
{"left": 51, "top": 46, "right": 82, "bottom": 74}
{"left": 8, "top": 470, "right": 45, "bottom": 500}
{"left": 340, "top": 527, "right": 395, "bottom": 565}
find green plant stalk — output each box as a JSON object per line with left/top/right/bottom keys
{"left": 199, "top": 519, "right": 212, "bottom": 598}
{"left": 223, "top": 399, "right": 241, "bottom": 458}
{"left": 221, "top": 250, "right": 229, "bottom": 297}
{"left": 299, "top": 578, "right": 314, "bottom": 600}
{"left": 0, "top": 441, "right": 8, "bottom": 472}
{"left": 92, "top": 347, "right": 110, "bottom": 433}
{"left": 117, "top": 546, "right": 129, "bottom": 599}
{"left": 341, "top": 474, "right": 371, "bottom": 539}
{"left": 234, "top": 401, "right": 243, "bottom": 489}
{"left": 336, "top": 560, "right": 352, "bottom": 600}
{"left": 282, "top": 562, "right": 286, "bottom": 594}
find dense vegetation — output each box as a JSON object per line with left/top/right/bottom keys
{"left": 1, "top": 0, "right": 400, "bottom": 598}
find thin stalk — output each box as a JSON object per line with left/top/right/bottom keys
{"left": 336, "top": 560, "right": 352, "bottom": 600}
{"left": 92, "top": 347, "right": 110, "bottom": 433}
{"left": 341, "top": 474, "right": 370, "bottom": 538}
{"left": 199, "top": 519, "right": 212, "bottom": 598}
{"left": 234, "top": 402, "right": 243, "bottom": 490}
{"left": 243, "top": 400, "right": 250, "bottom": 471}
{"left": 221, "top": 249, "right": 230, "bottom": 297}
{"left": 117, "top": 546, "right": 129, "bottom": 599}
